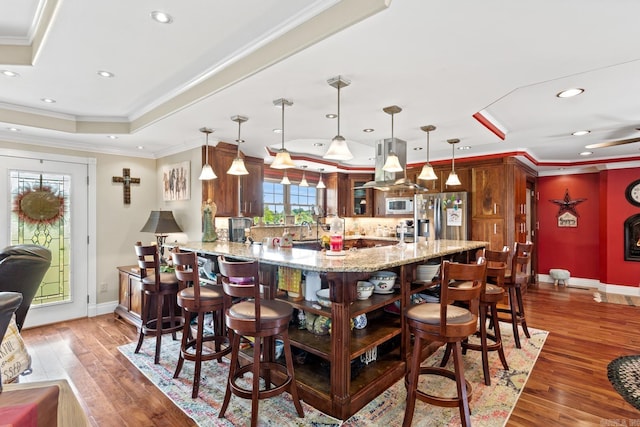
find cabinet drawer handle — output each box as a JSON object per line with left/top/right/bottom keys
{"left": 493, "top": 223, "right": 497, "bottom": 234}
{"left": 493, "top": 203, "right": 497, "bottom": 215}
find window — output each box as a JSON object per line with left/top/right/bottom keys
{"left": 262, "top": 181, "right": 317, "bottom": 224}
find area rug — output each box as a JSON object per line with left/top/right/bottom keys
{"left": 594, "top": 291, "right": 640, "bottom": 306}
{"left": 118, "top": 323, "right": 547, "bottom": 427}
{"left": 607, "top": 355, "right": 640, "bottom": 411}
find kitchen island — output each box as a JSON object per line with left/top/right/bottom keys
{"left": 176, "top": 239, "right": 487, "bottom": 420}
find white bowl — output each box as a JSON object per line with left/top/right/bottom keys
{"left": 356, "top": 281, "right": 374, "bottom": 300}
{"left": 316, "top": 288, "right": 332, "bottom": 307}
{"left": 369, "top": 271, "right": 397, "bottom": 294}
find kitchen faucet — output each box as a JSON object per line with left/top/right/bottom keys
{"left": 301, "top": 221, "right": 312, "bottom": 239}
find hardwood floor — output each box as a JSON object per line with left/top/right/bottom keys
{"left": 17, "top": 283, "right": 640, "bottom": 426}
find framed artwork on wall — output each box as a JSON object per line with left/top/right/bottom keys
{"left": 162, "top": 161, "right": 190, "bottom": 201}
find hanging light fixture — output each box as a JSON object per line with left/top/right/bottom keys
{"left": 418, "top": 125, "right": 438, "bottom": 181}
{"left": 382, "top": 106, "right": 403, "bottom": 172}
{"left": 299, "top": 165, "right": 309, "bottom": 187}
{"left": 316, "top": 168, "right": 326, "bottom": 189}
{"left": 323, "top": 76, "right": 353, "bottom": 161}
{"left": 227, "top": 115, "right": 249, "bottom": 175}
{"left": 281, "top": 170, "right": 291, "bottom": 185}
{"left": 445, "top": 138, "right": 462, "bottom": 186}
{"left": 270, "top": 98, "right": 296, "bottom": 169}
{"left": 198, "top": 127, "right": 217, "bottom": 180}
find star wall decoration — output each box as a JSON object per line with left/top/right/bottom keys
{"left": 550, "top": 189, "right": 586, "bottom": 217}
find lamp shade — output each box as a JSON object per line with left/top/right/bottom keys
{"left": 418, "top": 164, "right": 438, "bottom": 180}
{"left": 382, "top": 152, "right": 403, "bottom": 172}
{"left": 227, "top": 157, "right": 249, "bottom": 175}
{"left": 140, "top": 210, "right": 183, "bottom": 235}
{"left": 324, "top": 136, "right": 353, "bottom": 160}
{"left": 446, "top": 171, "right": 462, "bottom": 186}
{"left": 199, "top": 164, "right": 217, "bottom": 180}
{"left": 271, "top": 149, "right": 296, "bottom": 169}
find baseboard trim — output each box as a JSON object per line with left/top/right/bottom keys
{"left": 537, "top": 274, "right": 639, "bottom": 295}
{"left": 89, "top": 300, "right": 118, "bottom": 317}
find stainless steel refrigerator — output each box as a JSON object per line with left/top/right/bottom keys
{"left": 413, "top": 192, "right": 468, "bottom": 241}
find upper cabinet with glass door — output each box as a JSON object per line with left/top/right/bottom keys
{"left": 349, "top": 173, "right": 374, "bottom": 217}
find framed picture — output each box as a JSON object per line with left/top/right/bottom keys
{"left": 162, "top": 161, "right": 190, "bottom": 201}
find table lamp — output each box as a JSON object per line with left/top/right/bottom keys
{"left": 140, "top": 210, "right": 183, "bottom": 263}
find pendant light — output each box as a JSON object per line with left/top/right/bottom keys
{"left": 227, "top": 115, "right": 249, "bottom": 175}
{"left": 382, "top": 106, "right": 403, "bottom": 172}
{"left": 198, "top": 127, "right": 217, "bottom": 180}
{"left": 299, "top": 165, "right": 309, "bottom": 187}
{"left": 281, "top": 170, "right": 291, "bottom": 185}
{"left": 323, "top": 76, "right": 353, "bottom": 161}
{"left": 418, "top": 125, "right": 438, "bottom": 180}
{"left": 445, "top": 138, "right": 462, "bottom": 186}
{"left": 316, "top": 168, "right": 326, "bottom": 189}
{"left": 270, "top": 98, "right": 295, "bottom": 169}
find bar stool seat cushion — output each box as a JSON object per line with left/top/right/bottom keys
{"left": 178, "top": 285, "right": 224, "bottom": 301}
{"left": 229, "top": 299, "right": 292, "bottom": 320}
{"left": 406, "top": 303, "right": 473, "bottom": 325}
{"left": 485, "top": 283, "right": 503, "bottom": 295}
{"left": 142, "top": 272, "right": 178, "bottom": 288}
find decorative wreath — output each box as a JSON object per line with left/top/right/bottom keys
{"left": 13, "top": 186, "right": 65, "bottom": 225}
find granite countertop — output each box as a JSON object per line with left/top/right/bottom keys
{"left": 174, "top": 239, "right": 488, "bottom": 273}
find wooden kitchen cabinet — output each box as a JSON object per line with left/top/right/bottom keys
{"left": 115, "top": 265, "right": 143, "bottom": 328}
{"left": 470, "top": 158, "right": 535, "bottom": 251}
{"left": 349, "top": 174, "right": 374, "bottom": 217}
{"left": 325, "top": 172, "right": 350, "bottom": 217}
{"left": 202, "top": 142, "right": 263, "bottom": 217}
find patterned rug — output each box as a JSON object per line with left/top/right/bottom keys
{"left": 118, "top": 323, "right": 547, "bottom": 427}
{"left": 608, "top": 355, "right": 640, "bottom": 411}
{"left": 593, "top": 292, "right": 640, "bottom": 306}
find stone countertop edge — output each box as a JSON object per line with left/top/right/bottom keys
{"left": 172, "top": 240, "right": 488, "bottom": 273}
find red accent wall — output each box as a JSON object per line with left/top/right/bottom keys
{"left": 538, "top": 167, "right": 640, "bottom": 287}
{"left": 538, "top": 174, "right": 600, "bottom": 280}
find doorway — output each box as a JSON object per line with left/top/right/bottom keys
{"left": 0, "top": 150, "right": 96, "bottom": 328}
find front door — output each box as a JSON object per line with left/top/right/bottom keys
{"left": 0, "top": 152, "right": 92, "bottom": 327}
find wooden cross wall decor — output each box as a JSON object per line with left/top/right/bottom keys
{"left": 112, "top": 168, "right": 140, "bottom": 204}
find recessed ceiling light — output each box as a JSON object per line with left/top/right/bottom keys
{"left": 413, "top": 147, "right": 423, "bottom": 151}
{"left": 458, "top": 146, "right": 471, "bottom": 150}
{"left": 572, "top": 130, "right": 590, "bottom": 136}
{"left": 273, "top": 128, "right": 282, "bottom": 134}
{"left": 150, "top": 11, "right": 173, "bottom": 24}
{"left": 556, "top": 88, "right": 584, "bottom": 98}
{"left": 1, "top": 70, "right": 19, "bottom": 77}
{"left": 7, "top": 127, "right": 19, "bottom": 132}
{"left": 313, "top": 142, "right": 325, "bottom": 147}
{"left": 325, "top": 114, "right": 337, "bottom": 119}
{"left": 137, "top": 146, "right": 144, "bottom": 150}
{"left": 363, "top": 128, "right": 374, "bottom": 133}
{"left": 107, "top": 135, "right": 118, "bottom": 139}
{"left": 97, "top": 70, "right": 114, "bottom": 78}
{"left": 580, "top": 151, "right": 593, "bottom": 156}
{"left": 41, "top": 98, "right": 56, "bottom": 103}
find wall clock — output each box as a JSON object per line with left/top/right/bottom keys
{"left": 625, "top": 179, "right": 640, "bottom": 207}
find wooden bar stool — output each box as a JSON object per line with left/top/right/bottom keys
{"left": 134, "top": 242, "right": 183, "bottom": 364}
{"left": 217, "top": 256, "right": 304, "bottom": 427}
{"left": 403, "top": 258, "right": 486, "bottom": 427}
{"left": 443, "top": 247, "right": 510, "bottom": 386}
{"left": 171, "top": 250, "right": 231, "bottom": 398}
{"left": 499, "top": 241, "right": 533, "bottom": 349}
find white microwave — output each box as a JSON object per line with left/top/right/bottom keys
{"left": 386, "top": 197, "right": 414, "bottom": 215}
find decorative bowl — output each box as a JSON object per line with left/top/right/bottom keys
{"left": 353, "top": 313, "right": 367, "bottom": 329}
{"left": 356, "top": 281, "right": 374, "bottom": 300}
{"left": 316, "top": 289, "right": 332, "bottom": 308}
{"left": 369, "top": 271, "right": 397, "bottom": 294}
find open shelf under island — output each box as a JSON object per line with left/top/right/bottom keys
{"left": 170, "top": 239, "right": 487, "bottom": 420}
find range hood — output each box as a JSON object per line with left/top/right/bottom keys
{"left": 357, "top": 137, "right": 426, "bottom": 191}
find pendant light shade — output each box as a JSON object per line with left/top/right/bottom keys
{"left": 445, "top": 138, "right": 462, "bottom": 186}
{"left": 270, "top": 98, "right": 296, "bottom": 169}
{"left": 280, "top": 170, "right": 291, "bottom": 185}
{"left": 316, "top": 168, "right": 326, "bottom": 189}
{"left": 418, "top": 125, "right": 438, "bottom": 181}
{"left": 323, "top": 76, "right": 353, "bottom": 161}
{"left": 198, "top": 127, "right": 217, "bottom": 180}
{"left": 299, "top": 165, "right": 309, "bottom": 187}
{"left": 382, "top": 106, "right": 404, "bottom": 172}
{"left": 227, "top": 115, "right": 249, "bottom": 175}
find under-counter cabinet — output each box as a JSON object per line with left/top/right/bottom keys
{"left": 115, "top": 265, "right": 143, "bottom": 328}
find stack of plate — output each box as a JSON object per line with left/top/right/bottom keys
{"left": 416, "top": 263, "right": 440, "bottom": 282}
